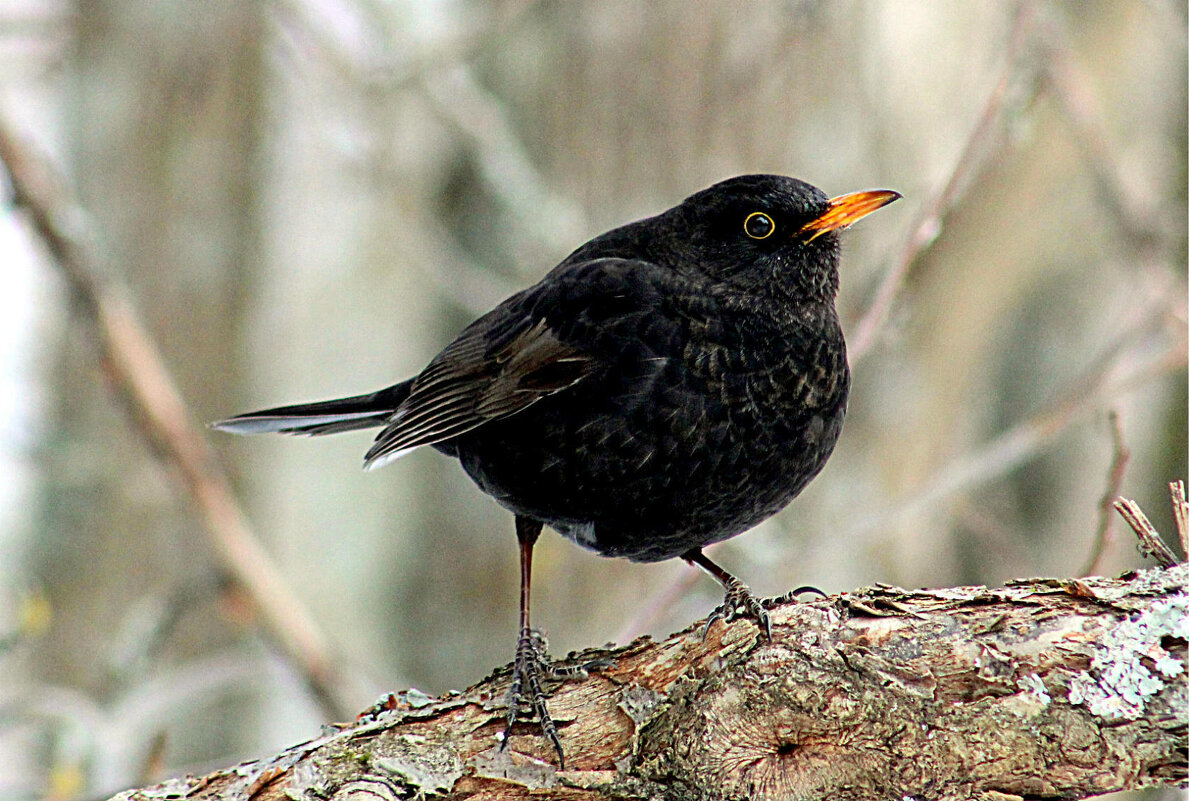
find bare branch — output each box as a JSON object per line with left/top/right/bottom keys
{"left": 0, "top": 116, "right": 355, "bottom": 720}
{"left": 272, "top": 0, "right": 586, "bottom": 264}
{"left": 419, "top": 65, "right": 590, "bottom": 257}
{"left": 1172, "top": 480, "right": 1189, "bottom": 558}
{"left": 1114, "top": 498, "right": 1180, "bottom": 568}
{"left": 846, "top": 308, "right": 1187, "bottom": 544}
{"left": 1038, "top": 9, "right": 1167, "bottom": 257}
{"left": 848, "top": 0, "right": 1040, "bottom": 363}
{"left": 136, "top": 732, "right": 168, "bottom": 788}
{"left": 273, "top": 0, "right": 540, "bottom": 96}
{"left": 1082, "top": 410, "right": 1130, "bottom": 576}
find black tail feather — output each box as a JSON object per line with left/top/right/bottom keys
{"left": 211, "top": 381, "right": 412, "bottom": 436}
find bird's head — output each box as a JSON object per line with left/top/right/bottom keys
{"left": 670, "top": 174, "right": 900, "bottom": 302}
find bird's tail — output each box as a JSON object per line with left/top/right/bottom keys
{"left": 211, "top": 381, "right": 412, "bottom": 437}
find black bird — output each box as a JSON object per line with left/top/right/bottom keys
{"left": 213, "top": 174, "right": 899, "bottom": 767}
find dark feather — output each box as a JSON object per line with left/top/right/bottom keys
{"left": 210, "top": 382, "right": 411, "bottom": 436}
{"left": 363, "top": 318, "right": 592, "bottom": 469}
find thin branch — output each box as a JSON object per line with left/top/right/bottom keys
{"left": 1082, "top": 410, "right": 1130, "bottom": 576}
{"left": 273, "top": 0, "right": 585, "bottom": 264}
{"left": 136, "top": 732, "right": 168, "bottom": 788}
{"left": 1172, "top": 480, "right": 1189, "bottom": 558}
{"left": 0, "top": 116, "right": 354, "bottom": 720}
{"left": 849, "top": 0, "right": 1039, "bottom": 363}
{"left": 846, "top": 316, "right": 1187, "bottom": 544}
{"left": 1038, "top": 9, "right": 1167, "bottom": 257}
{"left": 1114, "top": 497, "right": 1180, "bottom": 568}
{"left": 272, "top": 0, "right": 540, "bottom": 96}
{"left": 419, "top": 65, "right": 590, "bottom": 257}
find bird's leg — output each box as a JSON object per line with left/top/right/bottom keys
{"left": 683, "top": 547, "right": 772, "bottom": 640}
{"left": 503, "top": 515, "right": 566, "bottom": 768}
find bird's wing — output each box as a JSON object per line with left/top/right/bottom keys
{"left": 361, "top": 270, "right": 610, "bottom": 470}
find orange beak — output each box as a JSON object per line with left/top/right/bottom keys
{"left": 800, "top": 189, "right": 901, "bottom": 242}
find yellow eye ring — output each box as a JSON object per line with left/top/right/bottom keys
{"left": 744, "top": 211, "right": 775, "bottom": 240}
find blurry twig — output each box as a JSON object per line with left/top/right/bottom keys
{"left": 3, "top": 650, "right": 278, "bottom": 800}
{"left": 849, "top": 0, "right": 1039, "bottom": 363}
{"left": 1113, "top": 497, "right": 1179, "bottom": 568}
{"left": 376, "top": 0, "right": 541, "bottom": 95}
{"left": 847, "top": 311, "right": 1187, "bottom": 543}
{"left": 0, "top": 117, "right": 353, "bottom": 720}
{"left": 1081, "top": 410, "right": 1130, "bottom": 576}
{"left": 420, "top": 66, "right": 590, "bottom": 256}
{"left": 614, "top": 566, "right": 700, "bottom": 645}
{"left": 274, "top": 0, "right": 585, "bottom": 263}
{"left": 136, "top": 731, "right": 168, "bottom": 788}
{"left": 106, "top": 575, "right": 235, "bottom": 686}
{"left": 1038, "top": 10, "right": 1166, "bottom": 256}
{"left": 952, "top": 498, "right": 1031, "bottom": 569}
{"left": 273, "top": 0, "right": 540, "bottom": 95}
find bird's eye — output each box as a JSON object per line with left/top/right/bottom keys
{"left": 743, "top": 211, "right": 775, "bottom": 240}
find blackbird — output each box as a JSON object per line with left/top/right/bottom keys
{"left": 213, "top": 174, "right": 899, "bottom": 767}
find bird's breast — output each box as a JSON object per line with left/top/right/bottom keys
{"left": 675, "top": 300, "right": 849, "bottom": 428}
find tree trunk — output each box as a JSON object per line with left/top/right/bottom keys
{"left": 109, "top": 564, "right": 1188, "bottom": 801}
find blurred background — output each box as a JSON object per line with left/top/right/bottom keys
{"left": 0, "top": 0, "right": 1184, "bottom": 798}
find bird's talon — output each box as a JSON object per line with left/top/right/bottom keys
{"left": 547, "top": 655, "right": 612, "bottom": 681}
{"left": 792, "top": 584, "right": 828, "bottom": 600}
{"left": 710, "top": 579, "right": 773, "bottom": 641}
{"left": 702, "top": 606, "right": 727, "bottom": 639}
{"left": 503, "top": 626, "right": 599, "bottom": 768}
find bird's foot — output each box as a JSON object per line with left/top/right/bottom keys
{"left": 704, "top": 576, "right": 772, "bottom": 641}
{"left": 502, "top": 628, "right": 606, "bottom": 769}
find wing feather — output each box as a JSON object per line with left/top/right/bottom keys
{"left": 363, "top": 317, "right": 592, "bottom": 467}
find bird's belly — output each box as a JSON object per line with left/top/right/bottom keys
{"left": 449, "top": 368, "right": 847, "bottom": 562}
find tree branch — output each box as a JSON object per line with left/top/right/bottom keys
{"left": 109, "top": 561, "right": 1187, "bottom": 801}
{"left": 0, "top": 115, "right": 355, "bottom": 720}
{"left": 848, "top": 0, "right": 1039, "bottom": 363}
{"left": 1082, "top": 410, "right": 1130, "bottom": 576}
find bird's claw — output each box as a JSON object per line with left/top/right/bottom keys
{"left": 791, "top": 584, "right": 827, "bottom": 600}
{"left": 502, "top": 628, "right": 606, "bottom": 769}
{"left": 703, "top": 577, "right": 772, "bottom": 641}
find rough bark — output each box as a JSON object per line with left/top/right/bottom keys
{"left": 111, "top": 564, "right": 1187, "bottom": 801}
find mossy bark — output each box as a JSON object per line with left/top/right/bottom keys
{"left": 111, "top": 564, "right": 1188, "bottom": 801}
